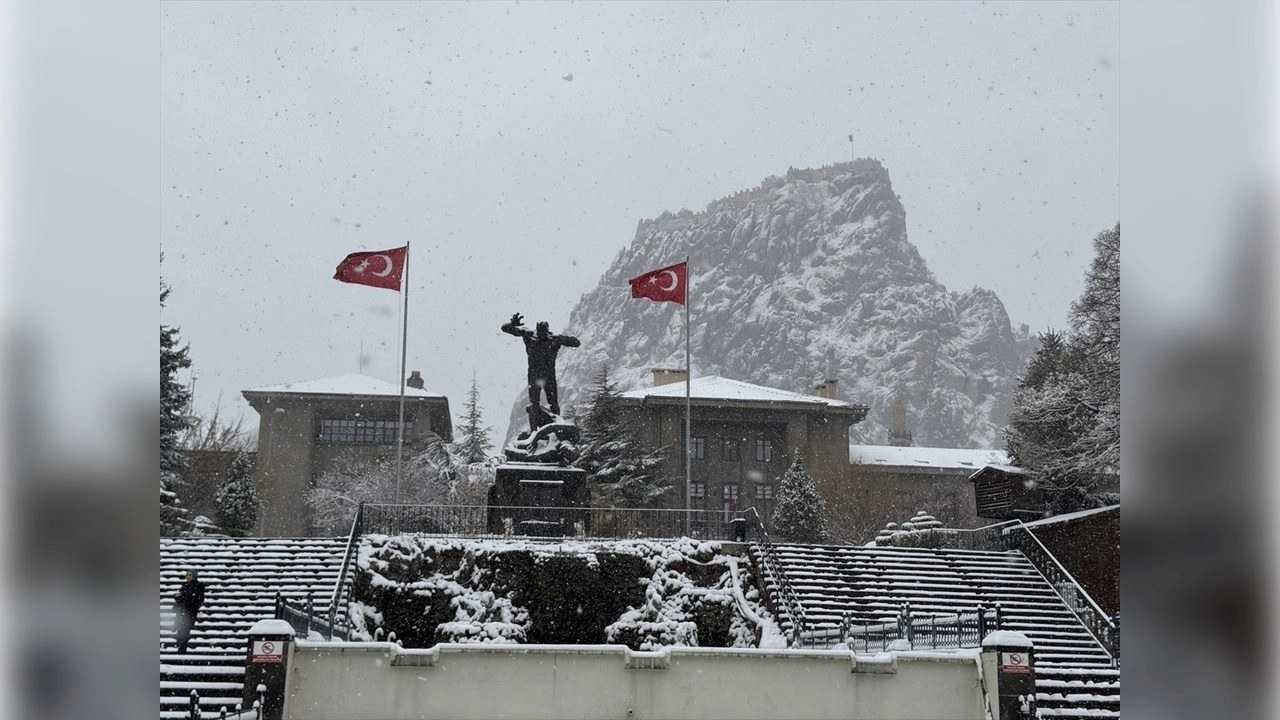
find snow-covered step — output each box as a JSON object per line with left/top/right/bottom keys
{"left": 159, "top": 536, "right": 350, "bottom": 720}
{"left": 750, "top": 542, "right": 1120, "bottom": 719}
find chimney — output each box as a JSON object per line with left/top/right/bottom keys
{"left": 888, "top": 395, "right": 913, "bottom": 447}
{"left": 813, "top": 378, "right": 838, "bottom": 400}
{"left": 406, "top": 370, "right": 424, "bottom": 389}
{"left": 651, "top": 368, "right": 689, "bottom": 387}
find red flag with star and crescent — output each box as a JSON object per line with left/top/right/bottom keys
{"left": 333, "top": 246, "right": 407, "bottom": 291}
{"left": 629, "top": 261, "right": 687, "bottom": 305}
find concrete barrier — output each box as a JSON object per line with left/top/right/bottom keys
{"left": 284, "top": 642, "right": 987, "bottom": 720}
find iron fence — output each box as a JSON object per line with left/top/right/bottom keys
{"left": 275, "top": 592, "right": 355, "bottom": 642}
{"left": 184, "top": 685, "right": 263, "bottom": 720}
{"left": 360, "top": 503, "right": 743, "bottom": 541}
{"left": 800, "top": 604, "right": 1002, "bottom": 652}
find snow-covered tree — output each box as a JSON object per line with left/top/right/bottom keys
{"left": 161, "top": 269, "right": 193, "bottom": 536}
{"left": 770, "top": 452, "right": 827, "bottom": 543}
{"left": 574, "top": 365, "right": 670, "bottom": 507}
{"left": 215, "top": 452, "right": 260, "bottom": 537}
{"left": 1005, "top": 224, "right": 1120, "bottom": 514}
{"left": 454, "top": 373, "right": 493, "bottom": 465}
{"left": 306, "top": 433, "right": 456, "bottom": 534}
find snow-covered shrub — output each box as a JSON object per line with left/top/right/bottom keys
{"left": 351, "top": 536, "right": 778, "bottom": 650}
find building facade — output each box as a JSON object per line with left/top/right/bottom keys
{"left": 619, "top": 371, "right": 868, "bottom": 534}
{"left": 824, "top": 445, "right": 1010, "bottom": 544}
{"left": 242, "top": 372, "right": 452, "bottom": 536}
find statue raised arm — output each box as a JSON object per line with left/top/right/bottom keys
{"left": 501, "top": 313, "right": 533, "bottom": 338}
{"left": 502, "top": 314, "right": 579, "bottom": 421}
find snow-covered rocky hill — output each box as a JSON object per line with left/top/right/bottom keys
{"left": 517, "top": 159, "right": 1032, "bottom": 448}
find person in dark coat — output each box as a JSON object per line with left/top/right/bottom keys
{"left": 172, "top": 570, "right": 206, "bottom": 654}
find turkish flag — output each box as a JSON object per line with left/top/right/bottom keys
{"left": 333, "top": 246, "right": 407, "bottom": 291}
{"left": 629, "top": 261, "right": 687, "bottom": 305}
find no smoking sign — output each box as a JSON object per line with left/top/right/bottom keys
{"left": 252, "top": 639, "right": 284, "bottom": 663}
{"left": 1000, "top": 651, "right": 1030, "bottom": 673}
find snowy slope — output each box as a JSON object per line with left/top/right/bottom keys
{"left": 525, "top": 159, "right": 1030, "bottom": 448}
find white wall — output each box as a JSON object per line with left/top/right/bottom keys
{"left": 284, "top": 642, "right": 987, "bottom": 720}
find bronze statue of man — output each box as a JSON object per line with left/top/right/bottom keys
{"left": 501, "top": 313, "right": 580, "bottom": 419}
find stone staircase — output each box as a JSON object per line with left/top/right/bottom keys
{"left": 751, "top": 543, "right": 1120, "bottom": 719}
{"left": 159, "top": 537, "right": 349, "bottom": 719}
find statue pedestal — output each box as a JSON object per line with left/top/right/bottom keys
{"left": 487, "top": 463, "right": 590, "bottom": 537}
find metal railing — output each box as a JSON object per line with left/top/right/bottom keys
{"left": 998, "top": 522, "right": 1119, "bottom": 664}
{"left": 360, "top": 503, "right": 742, "bottom": 540}
{"left": 800, "top": 604, "right": 1002, "bottom": 652}
{"left": 743, "top": 507, "right": 806, "bottom": 646}
{"left": 184, "top": 685, "right": 263, "bottom": 720}
{"left": 275, "top": 592, "right": 354, "bottom": 641}
{"left": 274, "top": 503, "right": 365, "bottom": 641}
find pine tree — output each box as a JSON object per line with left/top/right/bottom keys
{"left": 161, "top": 269, "right": 193, "bottom": 536}
{"left": 215, "top": 452, "right": 261, "bottom": 537}
{"left": 1005, "top": 224, "right": 1120, "bottom": 514}
{"left": 770, "top": 452, "right": 827, "bottom": 543}
{"left": 575, "top": 365, "right": 670, "bottom": 507}
{"left": 454, "top": 373, "right": 493, "bottom": 465}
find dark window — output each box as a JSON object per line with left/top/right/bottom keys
{"left": 690, "top": 437, "right": 706, "bottom": 460}
{"left": 755, "top": 438, "right": 773, "bottom": 462}
{"left": 690, "top": 481, "right": 706, "bottom": 499}
{"left": 723, "top": 484, "right": 740, "bottom": 519}
{"left": 755, "top": 484, "right": 774, "bottom": 500}
{"left": 721, "top": 439, "right": 740, "bottom": 461}
{"left": 318, "top": 418, "right": 411, "bottom": 445}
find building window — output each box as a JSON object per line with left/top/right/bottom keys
{"left": 723, "top": 484, "right": 740, "bottom": 519}
{"left": 690, "top": 481, "right": 706, "bottom": 499}
{"left": 721, "top": 439, "right": 740, "bottom": 462}
{"left": 690, "top": 436, "right": 706, "bottom": 460}
{"left": 754, "top": 483, "right": 774, "bottom": 524}
{"left": 755, "top": 438, "right": 773, "bottom": 462}
{"left": 318, "top": 418, "right": 411, "bottom": 445}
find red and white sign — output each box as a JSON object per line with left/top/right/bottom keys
{"left": 252, "top": 639, "right": 283, "bottom": 663}
{"left": 1000, "top": 651, "right": 1031, "bottom": 674}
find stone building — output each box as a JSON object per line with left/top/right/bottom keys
{"left": 618, "top": 371, "right": 868, "bottom": 533}
{"left": 824, "top": 444, "right": 1009, "bottom": 544}
{"left": 242, "top": 373, "right": 452, "bottom": 536}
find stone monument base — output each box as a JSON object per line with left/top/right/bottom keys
{"left": 487, "top": 463, "right": 590, "bottom": 537}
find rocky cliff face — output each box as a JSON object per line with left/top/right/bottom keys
{"left": 519, "top": 159, "right": 1031, "bottom": 448}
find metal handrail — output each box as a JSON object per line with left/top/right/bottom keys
{"left": 324, "top": 502, "right": 364, "bottom": 634}
{"left": 1000, "top": 522, "right": 1114, "bottom": 629}
{"left": 742, "top": 506, "right": 806, "bottom": 645}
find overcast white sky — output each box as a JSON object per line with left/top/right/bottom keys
{"left": 160, "top": 1, "right": 1118, "bottom": 439}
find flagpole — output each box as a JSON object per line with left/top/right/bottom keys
{"left": 684, "top": 254, "right": 692, "bottom": 535}
{"left": 395, "top": 242, "right": 410, "bottom": 510}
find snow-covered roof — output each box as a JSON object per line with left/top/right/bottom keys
{"left": 1019, "top": 504, "right": 1118, "bottom": 529}
{"left": 850, "top": 444, "right": 1009, "bottom": 470}
{"left": 243, "top": 374, "right": 444, "bottom": 399}
{"left": 619, "top": 375, "right": 858, "bottom": 409}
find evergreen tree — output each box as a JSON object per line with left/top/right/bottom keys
{"left": 1005, "top": 224, "right": 1120, "bottom": 514}
{"left": 575, "top": 365, "right": 670, "bottom": 507}
{"left": 770, "top": 452, "right": 827, "bottom": 543}
{"left": 161, "top": 269, "right": 193, "bottom": 536}
{"left": 454, "top": 373, "right": 493, "bottom": 465}
{"left": 215, "top": 452, "right": 261, "bottom": 537}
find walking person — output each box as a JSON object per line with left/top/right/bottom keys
{"left": 171, "top": 570, "right": 206, "bottom": 654}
